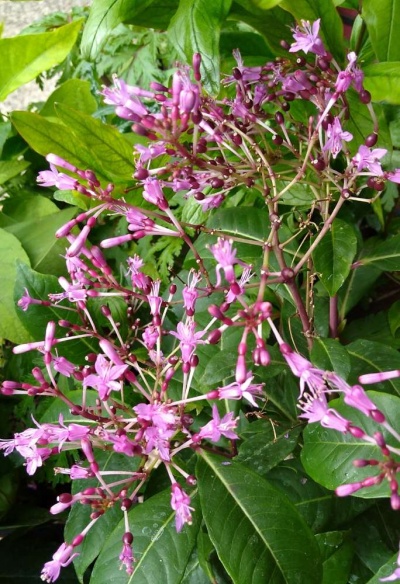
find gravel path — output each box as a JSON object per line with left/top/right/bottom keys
{"left": 0, "top": 0, "right": 89, "bottom": 112}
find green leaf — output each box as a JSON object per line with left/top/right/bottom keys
{"left": 89, "top": 489, "right": 201, "bottom": 584}
{"left": 279, "top": 0, "right": 344, "bottom": 61}
{"left": 55, "top": 103, "right": 134, "bottom": 182}
{"left": 197, "top": 451, "right": 322, "bottom": 584}
{"left": 0, "top": 229, "right": 31, "bottom": 343}
{"left": 346, "top": 339, "right": 400, "bottom": 396}
{"left": 316, "top": 531, "right": 354, "bottom": 584}
{"left": 311, "top": 338, "right": 351, "bottom": 380}
{"left": 362, "top": 0, "right": 400, "bottom": 62}
{"left": 234, "top": 0, "right": 283, "bottom": 10}
{"left": 11, "top": 111, "right": 108, "bottom": 182}
{"left": 301, "top": 391, "right": 400, "bottom": 497}
{"left": 129, "top": 0, "right": 180, "bottom": 28}
{"left": 168, "top": 0, "right": 232, "bottom": 94}
{"left": 0, "top": 19, "right": 83, "bottom": 101}
{"left": 312, "top": 219, "right": 357, "bottom": 296}
{"left": 346, "top": 89, "right": 392, "bottom": 155}
{"left": 0, "top": 160, "right": 30, "bottom": 184}
{"left": 5, "top": 206, "right": 76, "bottom": 274}
{"left": 40, "top": 79, "right": 98, "bottom": 117}
{"left": 388, "top": 300, "right": 400, "bottom": 336}
{"left": 366, "top": 552, "right": 399, "bottom": 584}
{"left": 39, "top": 389, "right": 99, "bottom": 425}
{"left": 0, "top": 193, "right": 58, "bottom": 227}
{"left": 229, "top": 4, "right": 294, "bottom": 56}
{"left": 237, "top": 419, "right": 302, "bottom": 474}
{"left": 364, "top": 62, "right": 400, "bottom": 104}
{"left": 360, "top": 233, "right": 400, "bottom": 270}
{"left": 14, "top": 262, "right": 97, "bottom": 363}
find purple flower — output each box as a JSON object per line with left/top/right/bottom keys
{"left": 289, "top": 19, "right": 327, "bottom": 56}
{"left": 182, "top": 271, "right": 201, "bottom": 315}
{"left": 17, "top": 288, "right": 44, "bottom": 311}
{"left": 359, "top": 369, "right": 400, "bottom": 384}
{"left": 147, "top": 280, "right": 162, "bottom": 317}
{"left": 386, "top": 169, "right": 400, "bottom": 184}
{"left": 119, "top": 539, "right": 135, "bottom": 575}
{"left": 352, "top": 145, "right": 387, "bottom": 175}
{"left": 143, "top": 177, "right": 168, "bottom": 210}
{"left": 41, "top": 543, "right": 78, "bottom": 583}
{"left": 323, "top": 117, "right": 353, "bottom": 158}
{"left": 53, "top": 356, "right": 75, "bottom": 377}
{"left": 299, "top": 393, "right": 350, "bottom": 432}
{"left": 279, "top": 344, "right": 326, "bottom": 399}
{"left": 170, "top": 483, "right": 193, "bottom": 532}
{"left": 197, "top": 404, "right": 238, "bottom": 442}
{"left": 218, "top": 375, "right": 264, "bottom": 407}
{"left": 83, "top": 354, "right": 128, "bottom": 400}
{"left": 343, "top": 385, "right": 378, "bottom": 417}
{"left": 170, "top": 321, "right": 205, "bottom": 363}
{"left": 335, "top": 52, "right": 364, "bottom": 94}
{"left": 210, "top": 238, "right": 249, "bottom": 285}
{"left": 37, "top": 166, "right": 77, "bottom": 190}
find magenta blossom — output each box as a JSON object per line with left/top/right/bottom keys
{"left": 196, "top": 404, "right": 238, "bottom": 442}
{"left": 352, "top": 145, "right": 387, "bottom": 175}
{"left": 218, "top": 375, "right": 264, "bottom": 407}
{"left": 289, "top": 19, "right": 327, "bottom": 56}
{"left": 83, "top": 354, "right": 128, "bottom": 400}
{"left": 41, "top": 543, "right": 78, "bottom": 583}
{"left": 170, "top": 483, "right": 194, "bottom": 532}
{"left": 170, "top": 320, "right": 205, "bottom": 363}
{"left": 323, "top": 117, "right": 353, "bottom": 159}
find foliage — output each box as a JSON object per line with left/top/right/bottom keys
{"left": 1, "top": 1, "right": 400, "bottom": 583}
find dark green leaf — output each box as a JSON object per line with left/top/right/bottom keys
{"left": 316, "top": 531, "right": 354, "bottom": 584}
{"left": 366, "top": 552, "right": 400, "bottom": 583}
{"left": 89, "top": 489, "right": 201, "bottom": 584}
{"left": 347, "top": 338, "right": 400, "bottom": 396}
{"left": 237, "top": 419, "right": 302, "bottom": 474}
{"left": 311, "top": 338, "right": 351, "bottom": 380}
{"left": 0, "top": 19, "right": 83, "bottom": 100}
{"left": 197, "top": 451, "right": 322, "bottom": 584}
{"left": 0, "top": 229, "right": 31, "bottom": 343}
{"left": 360, "top": 233, "right": 400, "bottom": 270}
{"left": 362, "top": 0, "right": 400, "bottom": 62}
{"left": 312, "top": 219, "right": 357, "bottom": 296}
{"left": 130, "top": 0, "right": 180, "bottom": 28}
{"left": 388, "top": 300, "right": 400, "bottom": 336}
{"left": 168, "top": 0, "right": 232, "bottom": 94}
{"left": 301, "top": 391, "right": 400, "bottom": 497}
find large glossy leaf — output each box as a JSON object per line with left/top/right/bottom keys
{"left": 0, "top": 229, "right": 31, "bottom": 343}
{"left": 310, "top": 338, "right": 351, "bottom": 380}
{"left": 129, "top": 0, "right": 179, "bottom": 28}
{"left": 366, "top": 552, "right": 400, "bottom": 583}
{"left": 362, "top": 0, "right": 400, "bottom": 62}
{"left": 0, "top": 19, "right": 83, "bottom": 101}
{"left": 301, "top": 391, "right": 400, "bottom": 498}
{"left": 89, "top": 489, "right": 201, "bottom": 584}
{"left": 81, "top": 0, "right": 154, "bottom": 59}
{"left": 197, "top": 451, "right": 322, "bottom": 584}
{"left": 316, "top": 531, "right": 354, "bottom": 584}
{"left": 363, "top": 62, "right": 400, "bottom": 104}
{"left": 279, "top": 0, "right": 344, "bottom": 61}
{"left": 312, "top": 219, "right": 357, "bottom": 296}
{"left": 237, "top": 419, "right": 302, "bottom": 474}
{"left": 55, "top": 104, "right": 134, "bottom": 182}
{"left": 65, "top": 451, "right": 141, "bottom": 583}
{"left": 346, "top": 339, "right": 400, "bottom": 396}
{"left": 5, "top": 206, "right": 76, "bottom": 274}
{"left": 11, "top": 111, "right": 108, "bottom": 182}
{"left": 168, "top": 0, "right": 232, "bottom": 94}
{"left": 0, "top": 193, "right": 57, "bottom": 228}
{"left": 40, "top": 79, "right": 98, "bottom": 117}
{"left": 229, "top": 4, "right": 294, "bottom": 56}
{"left": 360, "top": 233, "right": 400, "bottom": 271}
{"left": 14, "top": 262, "right": 98, "bottom": 363}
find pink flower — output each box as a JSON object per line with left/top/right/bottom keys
{"left": 119, "top": 539, "right": 135, "bottom": 575}
{"left": 352, "top": 145, "right": 387, "bottom": 175}
{"left": 53, "top": 356, "right": 75, "bottom": 377}
{"left": 299, "top": 393, "right": 350, "bottom": 433}
{"left": 210, "top": 238, "right": 248, "bottom": 285}
{"left": 335, "top": 52, "right": 364, "bottom": 94}
{"left": 41, "top": 543, "right": 78, "bottom": 582}
{"left": 83, "top": 354, "right": 128, "bottom": 400}
{"left": 197, "top": 404, "right": 238, "bottom": 442}
{"left": 280, "top": 344, "right": 326, "bottom": 399}
{"left": 289, "top": 19, "right": 327, "bottom": 56}
{"left": 323, "top": 117, "right": 353, "bottom": 158}
{"left": 143, "top": 177, "right": 168, "bottom": 210}
{"left": 147, "top": 280, "right": 162, "bottom": 317}
{"left": 170, "top": 483, "right": 194, "bottom": 532}
{"left": 218, "top": 375, "right": 264, "bottom": 407}
{"left": 170, "top": 321, "right": 205, "bottom": 363}
{"left": 182, "top": 271, "right": 202, "bottom": 315}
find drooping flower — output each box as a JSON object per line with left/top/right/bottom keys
{"left": 335, "top": 52, "right": 364, "bottom": 95}
{"left": 170, "top": 483, "right": 194, "bottom": 532}
{"left": 217, "top": 375, "right": 264, "bottom": 407}
{"left": 170, "top": 320, "right": 205, "bottom": 363}
{"left": 323, "top": 117, "right": 353, "bottom": 159}
{"left": 41, "top": 543, "right": 78, "bottom": 583}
